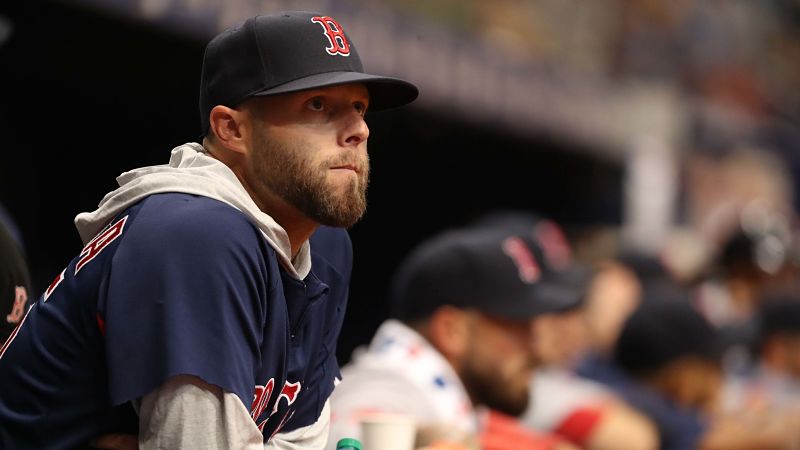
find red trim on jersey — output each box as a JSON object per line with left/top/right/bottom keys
{"left": 554, "top": 406, "right": 605, "bottom": 445}
{"left": 96, "top": 313, "right": 106, "bottom": 336}
{"left": 44, "top": 269, "right": 66, "bottom": 302}
{"left": 76, "top": 216, "right": 128, "bottom": 274}
{"left": 0, "top": 307, "right": 32, "bottom": 360}
{"left": 252, "top": 377, "right": 276, "bottom": 421}
{"left": 482, "top": 410, "right": 563, "bottom": 450}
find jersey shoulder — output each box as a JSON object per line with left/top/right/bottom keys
{"left": 127, "top": 193, "right": 265, "bottom": 252}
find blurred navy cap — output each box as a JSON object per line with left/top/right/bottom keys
{"left": 614, "top": 288, "right": 724, "bottom": 375}
{"left": 389, "top": 227, "right": 586, "bottom": 323}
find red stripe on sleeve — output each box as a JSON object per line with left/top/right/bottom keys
{"left": 96, "top": 313, "right": 106, "bottom": 336}
{"left": 554, "top": 406, "right": 604, "bottom": 445}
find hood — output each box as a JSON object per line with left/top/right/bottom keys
{"left": 74, "top": 142, "right": 310, "bottom": 279}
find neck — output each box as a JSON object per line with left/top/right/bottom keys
{"left": 267, "top": 206, "right": 317, "bottom": 258}
{"left": 204, "top": 142, "right": 316, "bottom": 258}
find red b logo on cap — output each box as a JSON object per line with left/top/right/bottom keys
{"left": 502, "top": 236, "right": 541, "bottom": 284}
{"left": 311, "top": 16, "right": 351, "bottom": 56}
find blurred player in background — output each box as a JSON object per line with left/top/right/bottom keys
{"left": 328, "top": 227, "right": 583, "bottom": 450}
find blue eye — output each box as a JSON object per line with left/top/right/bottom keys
{"left": 354, "top": 102, "right": 367, "bottom": 116}
{"left": 307, "top": 98, "right": 324, "bottom": 111}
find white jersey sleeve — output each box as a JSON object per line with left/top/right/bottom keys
{"left": 137, "top": 375, "right": 264, "bottom": 450}
{"left": 265, "top": 399, "right": 331, "bottom": 450}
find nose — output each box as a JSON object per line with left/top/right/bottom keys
{"left": 339, "top": 111, "right": 369, "bottom": 147}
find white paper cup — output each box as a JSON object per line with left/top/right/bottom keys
{"left": 360, "top": 412, "right": 417, "bottom": 450}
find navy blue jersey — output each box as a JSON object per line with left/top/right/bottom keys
{"left": 0, "top": 193, "right": 351, "bottom": 449}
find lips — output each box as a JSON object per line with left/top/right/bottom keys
{"left": 331, "top": 164, "right": 359, "bottom": 173}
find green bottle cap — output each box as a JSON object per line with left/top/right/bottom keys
{"left": 336, "top": 437, "right": 363, "bottom": 450}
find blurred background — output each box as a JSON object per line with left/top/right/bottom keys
{"left": 0, "top": 0, "right": 798, "bottom": 363}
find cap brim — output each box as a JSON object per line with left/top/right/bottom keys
{"left": 252, "top": 71, "right": 419, "bottom": 111}
{"left": 528, "top": 281, "right": 586, "bottom": 313}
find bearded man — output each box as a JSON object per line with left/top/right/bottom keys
{"left": 0, "top": 11, "right": 416, "bottom": 450}
{"left": 327, "top": 228, "right": 585, "bottom": 450}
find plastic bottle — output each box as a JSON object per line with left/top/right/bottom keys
{"left": 336, "top": 437, "right": 363, "bottom": 450}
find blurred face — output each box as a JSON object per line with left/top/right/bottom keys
{"left": 654, "top": 357, "right": 723, "bottom": 414}
{"left": 531, "top": 309, "right": 590, "bottom": 367}
{"left": 459, "top": 313, "right": 537, "bottom": 416}
{"left": 691, "top": 361, "right": 723, "bottom": 414}
{"left": 245, "top": 83, "right": 371, "bottom": 227}
{"left": 584, "top": 262, "right": 642, "bottom": 353}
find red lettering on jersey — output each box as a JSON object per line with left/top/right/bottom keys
{"left": 251, "top": 377, "right": 275, "bottom": 421}
{"left": 6, "top": 286, "right": 27, "bottom": 323}
{"left": 43, "top": 269, "right": 66, "bottom": 302}
{"left": 254, "top": 379, "right": 302, "bottom": 433}
{"left": 502, "top": 236, "right": 541, "bottom": 283}
{"left": 277, "top": 380, "right": 301, "bottom": 408}
{"left": 311, "top": 16, "right": 351, "bottom": 56}
{"left": 75, "top": 216, "right": 128, "bottom": 274}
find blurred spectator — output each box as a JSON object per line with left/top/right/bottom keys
{"left": 614, "top": 291, "right": 725, "bottom": 416}
{"left": 698, "top": 208, "right": 800, "bottom": 326}
{"left": 596, "top": 288, "right": 800, "bottom": 449}
{"left": 524, "top": 305, "right": 659, "bottom": 450}
{"left": 327, "top": 227, "right": 582, "bottom": 450}
{"left": 470, "top": 210, "right": 658, "bottom": 449}
{"left": 725, "top": 295, "right": 800, "bottom": 412}
{"left": 582, "top": 258, "right": 645, "bottom": 358}
{"left": 571, "top": 255, "right": 649, "bottom": 431}
{"left": 675, "top": 147, "right": 798, "bottom": 328}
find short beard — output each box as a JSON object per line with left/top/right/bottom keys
{"left": 251, "top": 128, "right": 369, "bottom": 228}
{"left": 459, "top": 356, "right": 531, "bottom": 417}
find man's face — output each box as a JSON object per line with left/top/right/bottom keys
{"left": 584, "top": 262, "right": 642, "bottom": 353}
{"left": 660, "top": 357, "right": 723, "bottom": 414}
{"left": 532, "top": 308, "right": 589, "bottom": 367}
{"left": 245, "top": 83, "right": 370, "bottom": 227}
{"left": 459, "top": 313, "right": 536, "bottom": 416}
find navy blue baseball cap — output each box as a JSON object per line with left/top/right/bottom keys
{"left": 389, "top": 228, "right": 588, "bottom": 323}
{"left": 199, "top": 11, "right": 419, "bottom": 135}
{"left": 470, "top": 210, "right": 575, "bottom": 272}
{"left": 614, "top": 290, "right": 725, "bottom": 375}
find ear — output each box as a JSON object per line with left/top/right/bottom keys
{"left": 428, "top": 306, "right": 472, "bottom": 361}
{"left": 208, "top": 105, "right": 250, "bottom": 155}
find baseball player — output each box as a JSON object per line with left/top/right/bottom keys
{"left": 327, "top": 227, "right": 584, "bottom": 450}
{"left": 0, "top": 11, "right": 417, "bottom": 449}
{"left": 472, "top": 212, "right": 658, "bottom": 450}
